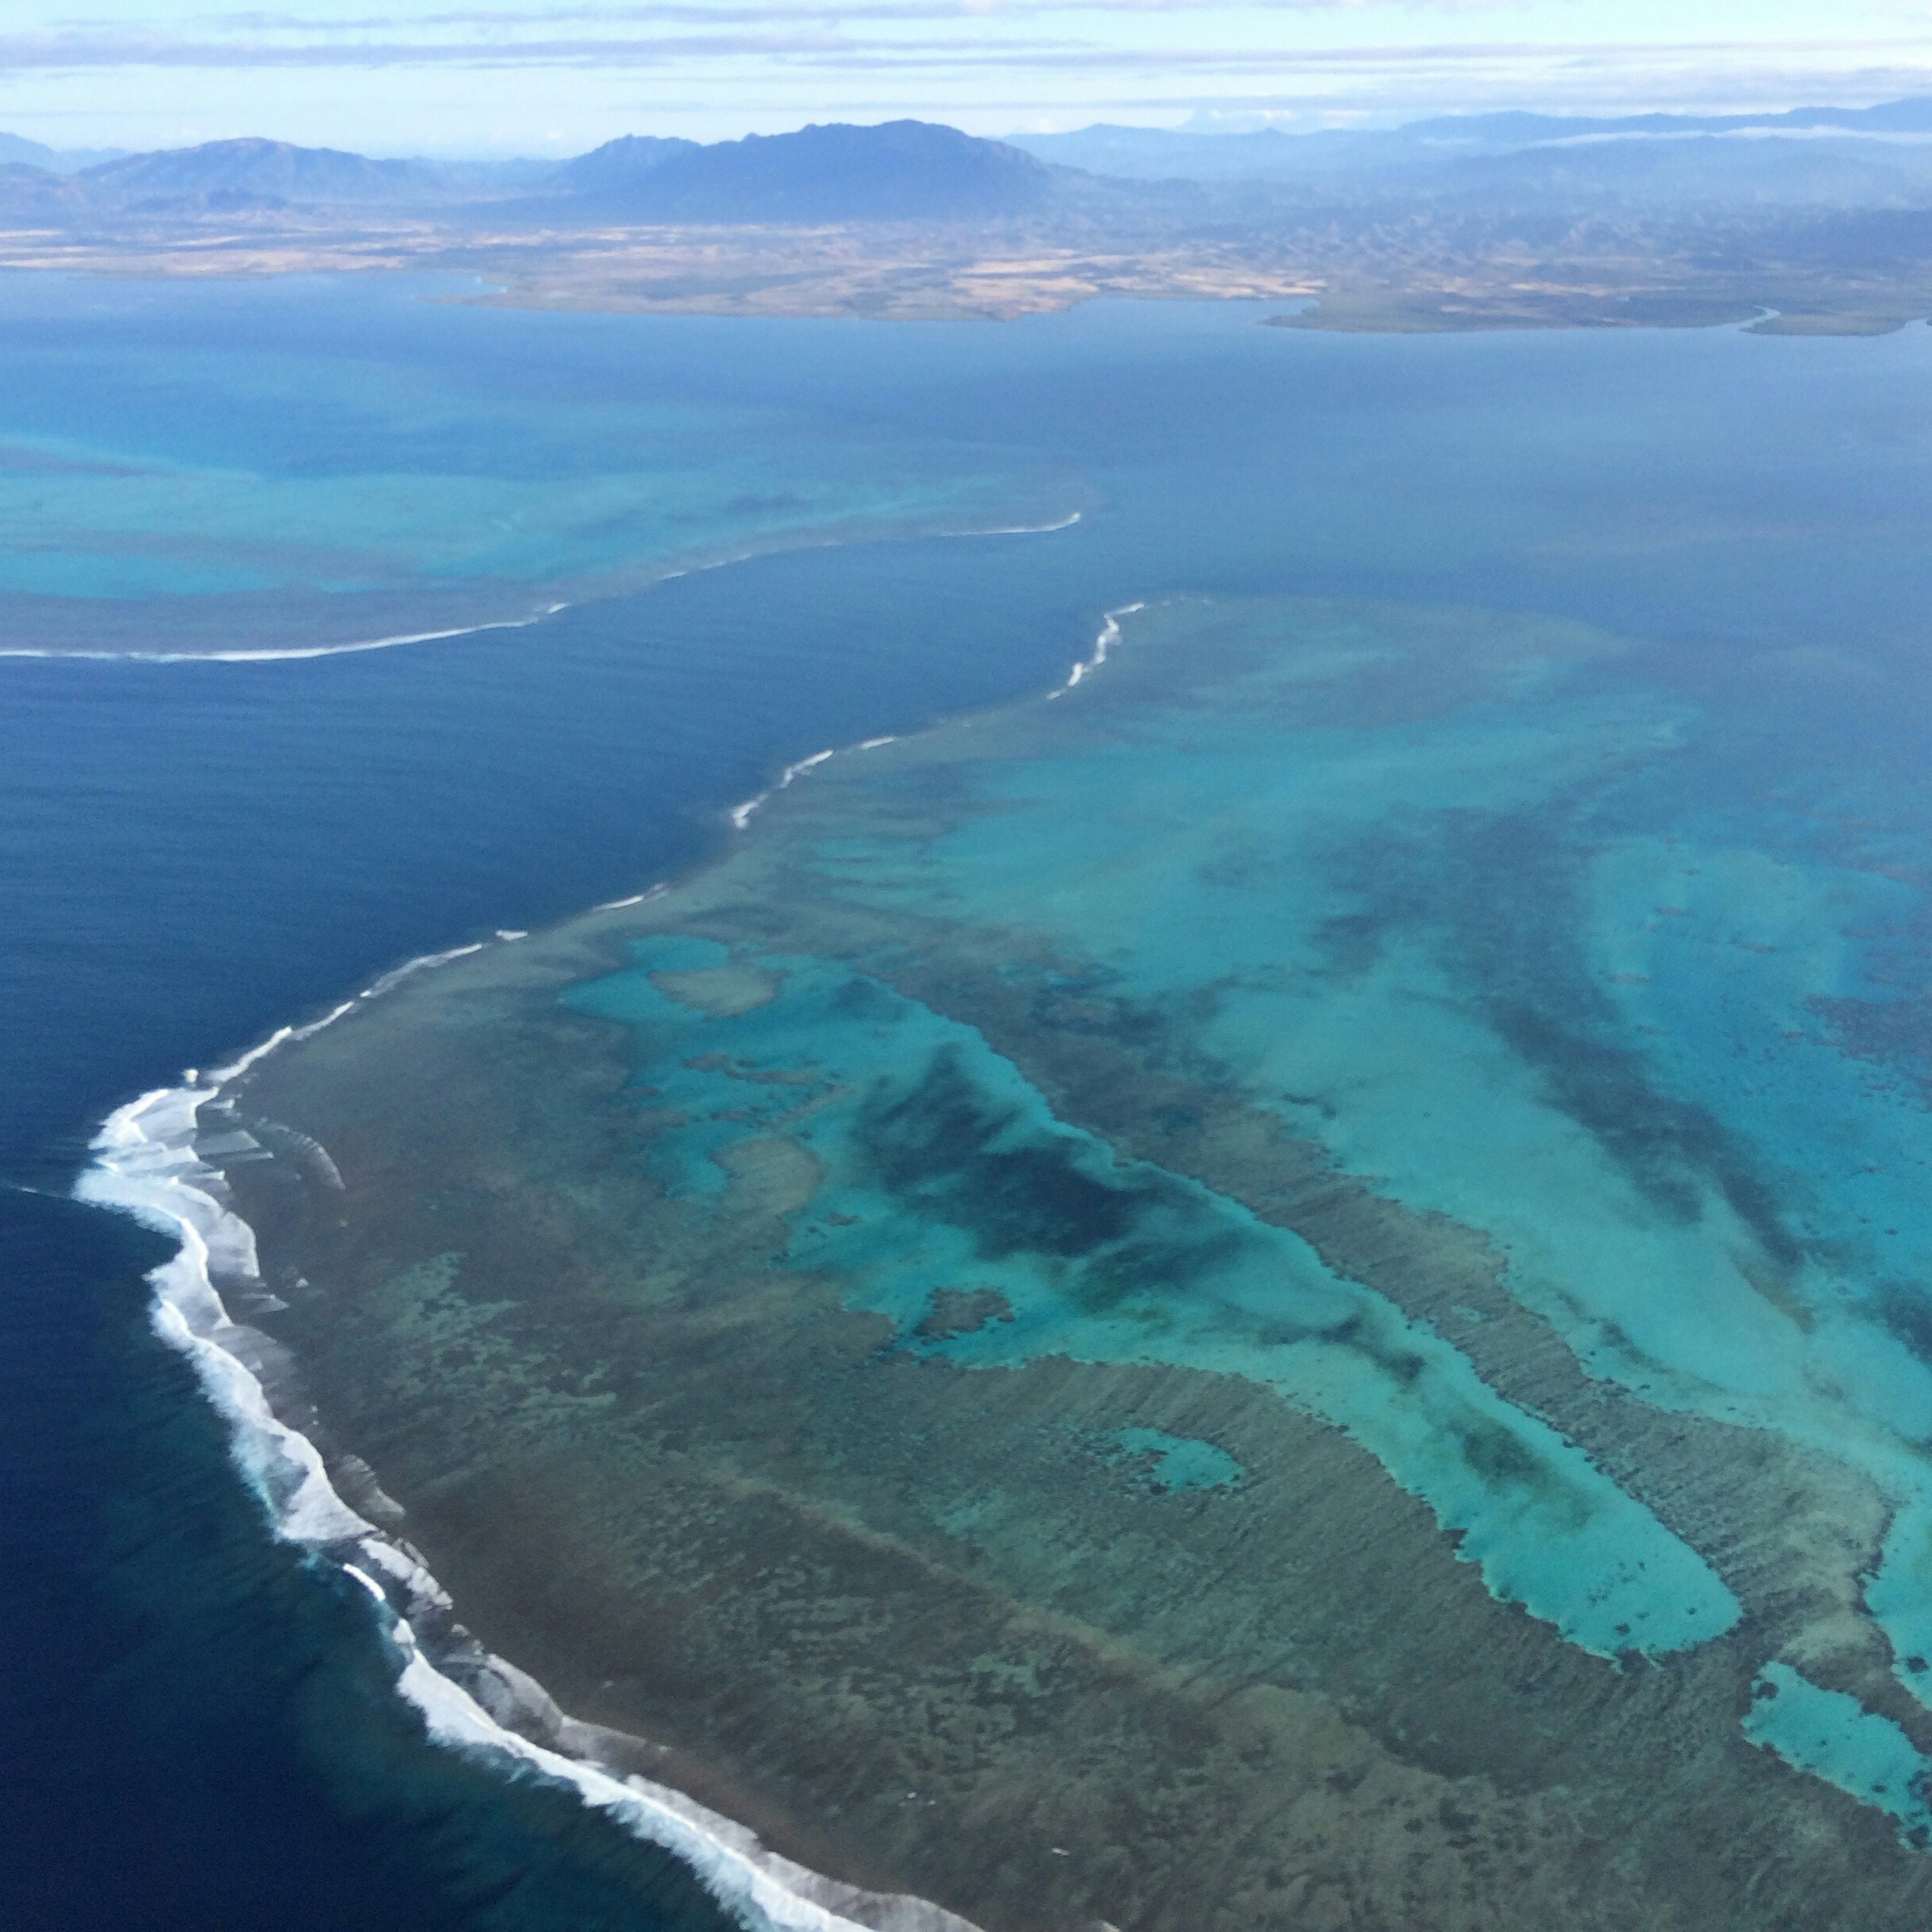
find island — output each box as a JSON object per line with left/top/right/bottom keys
{"left": 8, "top": 115, "right": 1932, "bottom": 332}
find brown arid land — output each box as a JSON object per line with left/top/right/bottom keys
{"left": 5, "top": 198, "right": 1931, "bottom": 332}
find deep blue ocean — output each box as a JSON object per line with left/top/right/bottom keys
{"left": 6, "top": 272, "right": 1932, "bottom": 1928}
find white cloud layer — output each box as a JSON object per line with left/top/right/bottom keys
{"left": 1, "top": 0, "right": 1926, "bottom": 152}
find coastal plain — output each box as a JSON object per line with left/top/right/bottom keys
{"left": 4, "top": 204, "right": 1923, "bottom": 331}
{"left": 10, "top": 113, "right": 1932, "bottom": 331}
{"left": 215, "top": 594, "right": 1932, "bottom": 1929}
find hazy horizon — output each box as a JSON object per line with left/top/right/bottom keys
{"left": 16, "top": 91, "right": 1932, "bottom": 168}
{"left": 7, "top": 0, "right": 1932, "bottom": 159}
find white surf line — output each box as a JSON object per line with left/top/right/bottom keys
{"left": 728, "top": 733, "right": 911, "bottom": 832}
{"left": 74, "top": 953, "right": 988, "bottom": 1932}
{"left": 341, "top": 1562, "right": 389, "bottom": 1603}
{"left": 0, "top": 500, "right": 1085, "bottom": 669}
{"left": 593, "top": 881, "right": 670, "bottom": 913}
{"left": 395, "top": 1642, "right": 985, "bottom": 1932}
{"left": 727, "top": 746, "right": 831, "bottom": 832}
{"left": 729, "top": 597, "right": 1137, "bottom": 830}
{"left": 0, "top": 605, "right": 571, "bottom": 665}
{"left": 1048, "top": 600, "right": 1144, "bottom": 701}
{"left": 951, "top": 510, "right": 1083, "bottom": 537}
{"left": 175, "top": 940, "right": 493, "bottom": 1087}
{"left": 358, "top": 941, "right": 488, "bottom": 1003}
{"left": 183, "top": 1001, "right": 357, "bottom": 1088}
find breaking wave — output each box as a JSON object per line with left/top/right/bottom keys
{"left": 75, "top": 940, "right": 981, "bottom": 1932}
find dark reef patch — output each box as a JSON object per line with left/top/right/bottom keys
{"left": 853, "top": 1046, "right": 1146, "bottom": 1260}
{"left": 1322, "top": 803, "right": 1809, "bottom": 1272}
{"left": 914, "top": 1286, "right": 1016, "bottom": 1339}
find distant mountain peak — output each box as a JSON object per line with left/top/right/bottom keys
{"left": 80, "top": 137, "right": 441, "bottom": 207}
{"left": 0, "top": 130, "right": 125, "bottom": 174}
{"left": 560, "top": 133, "right": 701, "bottom": 192}
{"left": 558, "top": 119, "right": 1056, "bottom": 223}
{"left": 0, "top": 130, "right": 56, "bottom": 169}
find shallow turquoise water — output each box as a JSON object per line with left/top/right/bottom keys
{"left": 569, "top": 931, "right": 1740, "bottom": 1656}
{"left": 749, "top": 599, "right": 1932, "bottom": 1705}
{"left": 1099, "top": 1428, "right": 1243, "bottom": 1493}
{"left": 1746, "top": 1663, "right": 1932, "bottom": 1845}
{"left": 555, "top": 578, "right": 1932, "bottom": 1844}
{"left": 0, "top": 276, "right": 1070, "bottom": 635}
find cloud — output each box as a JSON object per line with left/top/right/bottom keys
{"left": 2, "top": 28, "right": 840, "bottom": 65}
{"left": 8, "top": 27, "right": 1932, "bottom": 73}
{"left": 197, "top": 0, "right": 1518, "bottom": 23}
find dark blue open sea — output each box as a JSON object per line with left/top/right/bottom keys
{"left": 6, "top": 272, "right": 1932, "bottom": 1927}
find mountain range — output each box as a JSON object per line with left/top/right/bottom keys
{"left": 1007, "top": 98, "right": 1932, "bottom": 182}
{"left": 77, "top": 137, "right": 444, "bottom": 212}
{"left": 0, "top": 130, "right": 126, "bottom": 173}
{"left": 1006, "top": 109, "right": 1932, "bottom": 214}
{"left": 0, "top": 103, "right": 1929, "bottom": 335}
{"left": 10, "top": 100, "right": 1932, "bottom": 230}
{"left": 0, "top": 121, "right": 1061, "bottom": 224}
{"left": 6, "top": 103, "right": 1932, "bottom": 338}
{"left": 554, "top": 121, "right": 1054, "bottom": 222}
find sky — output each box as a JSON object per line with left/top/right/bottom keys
{"left": 5, "top": 0, "right": 1932, "bottom": 156}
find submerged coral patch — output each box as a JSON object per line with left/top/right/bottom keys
{"left": 569, "top": 931, "right": 1737, "bottom": 1658}
{"left": 1096, "top": 1426, "right": 1244, "bottom": 1494}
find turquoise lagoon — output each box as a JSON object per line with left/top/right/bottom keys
{"left": 1747, "top": 1663, "right": 1932, "bottom": 1844}
{"left": 568, "top": 931, "right": 1740, "bottom": 1657}
{"left": 0, "top": 275, "right": 1075, "bottom": 651}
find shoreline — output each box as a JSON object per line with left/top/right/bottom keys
{"left": 64, "top": 610, "right": 1129, "bottom": 1931}
{"left": 75, "top": 982, "right": 989, "bottom": 1932}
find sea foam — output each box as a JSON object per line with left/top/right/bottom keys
{"left": 1049, "top": 602, "right": 1142, "bottom": 700}
{"left": 723, "top": 597, "right": 1133, "bottom": 835}
{"left": 0, "top": 607, "right": 571, "bottom": 665}
{"left": 75, "top": 940, "right": 983, "bottom": 1932}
